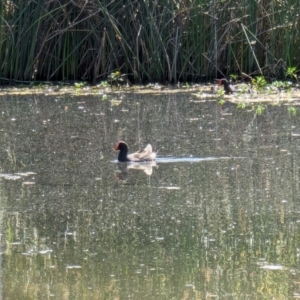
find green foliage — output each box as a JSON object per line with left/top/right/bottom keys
{"left": 252, "top": 76, "right": 267, "bottom": 89}
{"left": 285, "top": 67, "right": 298, "bottom": 82}
{"left": 107, "top": 71, "right": 128, "bottom": 87}
{"left": 217, "top": 88, "right": 225, "bottom": 105}
{"left": 271, "top": 81, "right": 292, "bottom": 90}
{"left": 218, "top": 99, "right": 225, "bottom": 105}
{"left": 253, "top": 104, "right": 266, "bottom": 115}
{"left": 108, "top": 71, "right": 121, "bottom": 81}
{"left": 217, "top": 87, "right": 226, "bottom": 105}
{"left": 230, "top": 74, "right": 238, "bottom": 81}
{"left": 217, "top": 88, "right": 225, "bottom": 97}
{"left": 237, "top": 102, "right": 247, "bottom": 109}
{"left": 74, "top": 82, "right": 87, "bottom": 89}
{"left": 238, "top": 84, "right": 251, "bottom": 94}
{"left": 101, "top": 94, "right": 108, "bottom": 101}
{"left": 287, "top": 106, "right": 297, "bottom": 115}
{"left": 98, "top": 81, "right": 110, "bottom": 88}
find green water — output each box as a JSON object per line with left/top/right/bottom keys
{"left": 1, "top": 92, "right": 300, "bottom": 299}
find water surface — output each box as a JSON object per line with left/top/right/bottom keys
{"left": 1, "top": 91, "right": 300, "bottom": 299}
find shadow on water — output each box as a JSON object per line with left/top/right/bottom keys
{"left": 1, "top": 92, "right": 300, "bottom": 299}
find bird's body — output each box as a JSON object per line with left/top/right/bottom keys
{"left": 217, "top": 78, "right": 235, "bottom": 94}
{"left": 114, "top": 141, "right": 157, "bottom": 162}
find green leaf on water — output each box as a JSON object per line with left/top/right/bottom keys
{"left": 287, "top": 106, "right": 297, "bottom": 115}
{"left": 237, "top": 102, "right": 247, "bottom": 109}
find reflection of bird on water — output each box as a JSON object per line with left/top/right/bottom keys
{"left": 127, "top": 161, "right": 157, "bottom": 175}
{"left": 114, "top": 163, "right": 129, "bottom": 183}
{"left": 114, "top": 141, "right": 157, "bottom": 162}
{"left": 114, "top": 161, "right": 158, "bottom": 183}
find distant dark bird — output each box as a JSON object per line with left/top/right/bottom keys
{"left": 114, "top": 141, "right": 157, "bottom": 162}
{"left": 217, "top": 78, "right": 235, "bottom": 94}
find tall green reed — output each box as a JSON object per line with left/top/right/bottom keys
{"left": 0, "top": 0, "right": 299, "bottom": 83}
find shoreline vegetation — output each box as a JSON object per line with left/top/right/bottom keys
{"left": 1, "top": 1, "right": 300, "bottom": 84}
{"left": 0, "top": 80, "right": 299, "bottom": 108}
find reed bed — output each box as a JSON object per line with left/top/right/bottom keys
{"left": 0, "top": 0, "right": 299, "bottom": 83}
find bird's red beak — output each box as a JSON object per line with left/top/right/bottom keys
{"left": 114, "top": 142, "right": 120, "bottom": 150}
{"left": 217, "top": 79, "right": 222, "bottom": 86}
